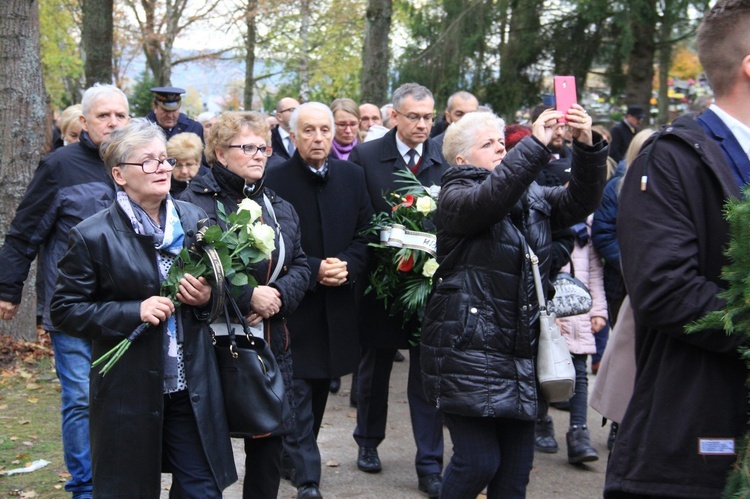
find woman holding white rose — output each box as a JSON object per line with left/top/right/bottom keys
{"left": 50, "top": 119, "right": 237, "bottom": 497}
{"left": 179, "top": 111, "right": 311, "bottom": 499}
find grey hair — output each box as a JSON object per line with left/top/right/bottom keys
{"left": 81, "top": 83, "right": 129, "bottom": 119}
{"left": 392, "top": 83, "right": 434, "bottom": 111}
{"left": 99, "top": 118, "right": 165, "bottom": 177}
{"left": 446, "top": 91, "right": 476, "bottom": 111}
{"left": 289, "top": 102, "right": 334, "bottom": 133}
{"left": 443, "top": 112, "right": 506, "bottom": 166}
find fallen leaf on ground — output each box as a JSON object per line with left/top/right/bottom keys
{"left": 18, "top": 420, "right": 30, "bottom": 425}
{"left": 346, "top": 412, "right": 356, "bottom": 418}
{"left": 325, "top": 460, "right": 340, "bottom": 467}
{"left": 26, "top": 397, "right": 38, "bottom": 404}
{"left": 25, "top": 383, "right": 40, "bottom": 391}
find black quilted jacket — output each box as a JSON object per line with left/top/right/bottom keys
{"left": 420, "top": 135, "right": 607, "bottom": 420}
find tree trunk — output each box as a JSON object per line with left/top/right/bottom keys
{"left": 82, "top": 0, "right": 114, "bottom": 86}
{"left": 0, "top": 0, "right": 48, "bottom": 340}
{"left": 298, "top": 0, "right": 311, "bottom": 102}
{"left": 244, "top": 0, "right": 258, "bottom": 110}
{"left": 360, "top": 0, "right": 392, "bottom": 106}
{"left": 624, "top": 0, "right": 657, "bottom": 122}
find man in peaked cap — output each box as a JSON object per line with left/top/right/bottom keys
{"left": 146, "top": 86, "right": 204, "bottom": 142}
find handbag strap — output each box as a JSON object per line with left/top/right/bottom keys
{"left": 262, "top": 193, "right": 285, "bottom": 284}
{"left": 527, "top": 246, "right": 548, "bottom": 312}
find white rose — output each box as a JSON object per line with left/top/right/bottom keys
{"left": 250, "top": 223, "right": 276, "bottom": 257}
{"left": 422, "top": 258, "right": 439, "bottom": 278}
{"left": 238, "top": 198, "right": 263, "bottom": 223}
{"left": 416, "top": 196, "right": 437, "bottom": 215}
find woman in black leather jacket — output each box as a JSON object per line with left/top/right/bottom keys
{"left": 50, "top": 119, "right": 237, "bottom": 497}
{"left": 179, "top": 111, "right": 310, "bottom": 499}
{"left": 421, "top": 107, "right": 607, "bottom": 498}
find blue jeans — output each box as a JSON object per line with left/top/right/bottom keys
{"left": 442, "top": 413, "right": 535, "bottom": 499}
{"left": 50, "top": 331, "right": 93, "bottom": 498}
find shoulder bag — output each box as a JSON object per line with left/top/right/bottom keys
{"left": 547, "top": 261, "right": 592, "bottom": 318}
{"left": 529, "top": 246, "right": 576, "bottom": 403}
{"left": 212, "top": 193, "right": 289, "bottom": 438}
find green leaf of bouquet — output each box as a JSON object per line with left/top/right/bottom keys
{"left": 202, "top": 225, "right": 223, "bottom": 244}
{"left": 229, "top": 273, "right": 249, "bottom": 286}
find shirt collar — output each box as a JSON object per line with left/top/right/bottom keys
{"left": 395, "top": 134, "right": 424, "bottom": 161}
{"left": 306, "top": 160, "right": 328, "bottom": 177}
{"left": 709, "top": 104, "right": 750, "bottom": 159}
{"left": 278, "top": 127, "right": 290, "bottom": 140}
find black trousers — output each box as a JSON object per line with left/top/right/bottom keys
{"left": 243, "top": 435, "right": 282, "bottom": 499}
{"left": 283, "top": 378, "right": 331, "bottom": 487}
{"left": 353, "top": 344, "right": 444, "bottom": 477}
{"left": 163, "top": 390, "right": 221, "bottom": 499}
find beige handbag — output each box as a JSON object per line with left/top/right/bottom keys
{"left": 529, "top": 247, "right": 576, "bottom": 403}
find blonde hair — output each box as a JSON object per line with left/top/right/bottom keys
{"left": 205, "top": 111, "right": 270, "bottom": 165}
{"left": 59, "top": 104, "right": 83, "bottom": 138}
{"left": 167, "top": 132, "right": 202, "bottom": 163}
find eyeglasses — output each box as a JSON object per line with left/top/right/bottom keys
{"left": 117, "top": 157, "right": 177, "bottom": 174}
{"left": 277, "top": 107, "right": 296, "bottom": 115}
{"left": 335, "top": 122, "right": 359, "bottom": 130}
{"left": 228, "top": 144, "right": 273, "bottom": 157}
{"left": 394, "top": 110, "right": 435, "bottom": 123}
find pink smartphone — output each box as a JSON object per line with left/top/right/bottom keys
{"left": 554, "top": 76, "right": 577, "bottom": 123}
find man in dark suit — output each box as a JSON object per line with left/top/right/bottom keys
{"left": 268, "top": 96, "right": 300, "bottom": 167}
{"left": 348, "top": 82, "right": 447, "bottom": 499}
{"left": 266, "top": 102, "right": 374, "bottom": 499}
{"left": 145, "top": 86, "right": 203, "bottom": 142}
{"left": 609, "top": 105, "right": 646, "bottom": 163}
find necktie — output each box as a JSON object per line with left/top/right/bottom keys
{"left": 407, "top": 149, "right": 418, "bottom": 174}
{"left": 287, "top": 137, "right": 296, "bottom": 156}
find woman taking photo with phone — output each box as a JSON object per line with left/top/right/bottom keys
{"left": 421, "top": 106, "right": 607, "bottom": 498}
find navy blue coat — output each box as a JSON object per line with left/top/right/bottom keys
{"left": 606, "top": 111, "right": 749, "bottom": 498}
{"left": 0, "top": 132, "right": 114, "bottom": 330}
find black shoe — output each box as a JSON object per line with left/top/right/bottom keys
{"left": 297, "top": 483, "right": 323, "bottom": 499}
{"left": 566, "top": 425, "right": 599, "bottom": 464}
{"left": 418, "top": 474, "right": 441, "bottom": 498}
{"left": 329, "top": 377, "right": 341, "bottom": 394}
{"left": 357, "top": 446, "right": 382, "bottom": 473}
{"left": 607, "top": 422, "right": 618, "bottom": 451}
{"left": 534, "top": 415, "right": 558, "bottom": 453}
{"left": 394, "top": 350, "right": 405, "bottom": 362}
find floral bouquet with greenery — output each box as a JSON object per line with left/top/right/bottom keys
{"left": 92, "top": 198, "right": 275, "bottom": 376}
{"left": 367, "top": 169, "right": 440, "bottom": 344}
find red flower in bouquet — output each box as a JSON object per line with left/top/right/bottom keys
{"left": 366, "top": 170, "right": 440, "bottom": 344}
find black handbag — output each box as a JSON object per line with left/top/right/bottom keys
{"left": 212, "top": 285, "right": 287, "bottom": 438}
{"left": 547, "top": 261, "right": 592, "bottom": 318}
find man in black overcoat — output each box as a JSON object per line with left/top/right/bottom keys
{"left": 266, "top": 102, "right": 374, "bottom": 499}
{"left": 347, "top": 83, "right": 448, "bottom": 499}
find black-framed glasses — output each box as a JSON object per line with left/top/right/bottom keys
{"left": 394, "top": 110, "right": 435, "bottom": 123}
{"left": 228, "top": 144, "right": 273, "bottom": 157}
{"left": 117, "top": 157, "right": 177, "bottom": 174}
{"left": 277, "top": 107, "right": 296, "bottom": 115}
